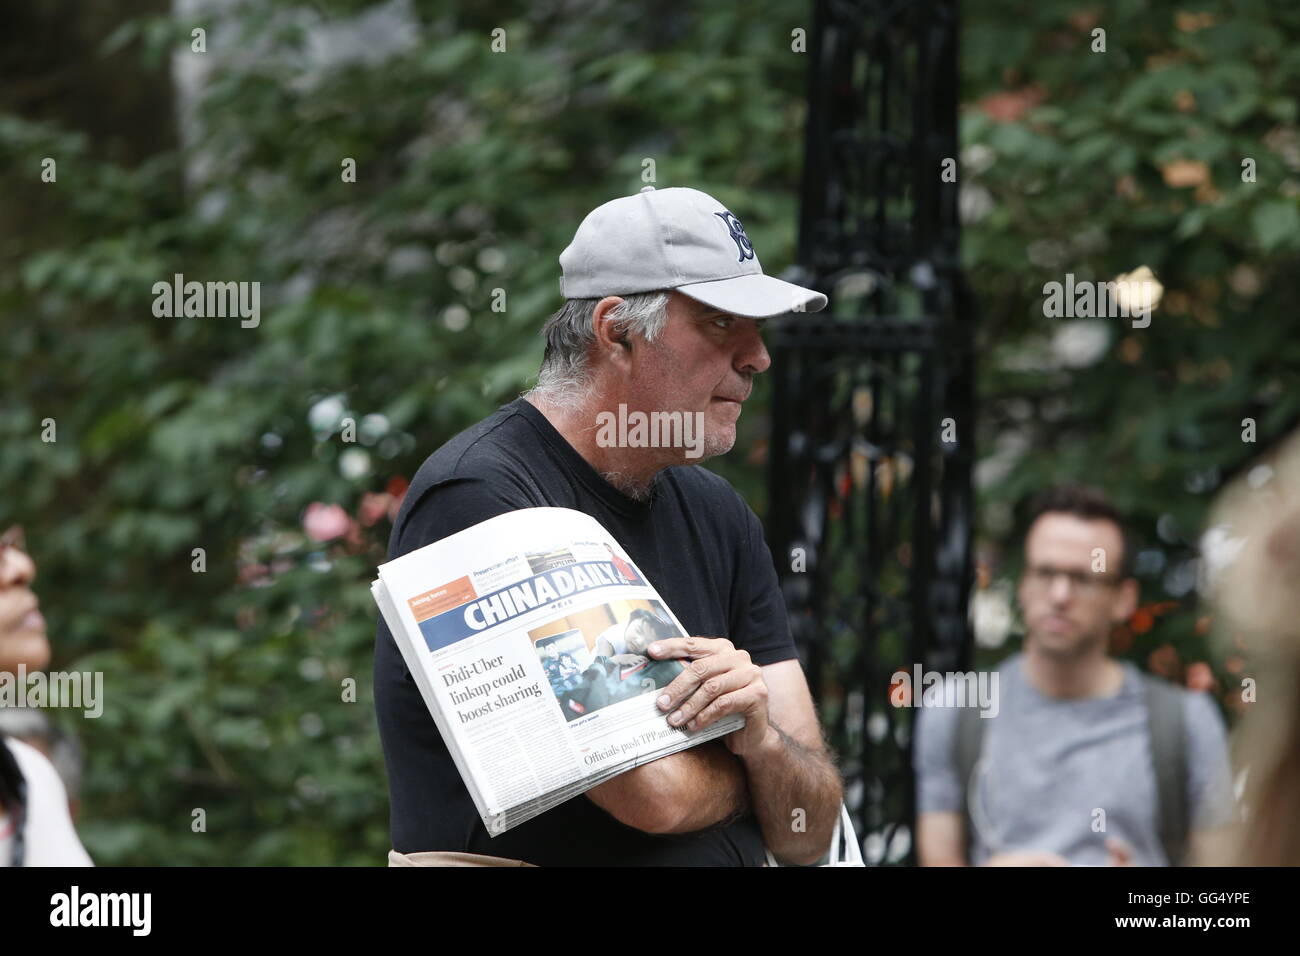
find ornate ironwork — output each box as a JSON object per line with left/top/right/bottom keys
{"left": 768, "top": 0, "right": 975, "bottom": 865}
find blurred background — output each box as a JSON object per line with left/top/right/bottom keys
{"left": 1, "top": 0, "right": 1297, "bottom": 865}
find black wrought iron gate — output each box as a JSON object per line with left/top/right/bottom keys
{"left": 767, "top": 0, "right": 975, "bottom": 865}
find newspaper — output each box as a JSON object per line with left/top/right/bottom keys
{"left": 371, "top": 506, "right": 744, "bottom": 836}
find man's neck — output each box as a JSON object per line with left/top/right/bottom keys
{"left": 1021, "top": 641, "right": 1124, "bottom": 700}
{"left": 523, "top": 391, "right": 669, "bottom": 502}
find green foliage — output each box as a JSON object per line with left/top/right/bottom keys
{"left": 962, "top": 1, "right": 1300, "bottom": 698}
{"left": 0, "top": 0, "right": 808, "bottom": 864}
{"left": 4, "top": 0, "right": 1295, "bottom": 865}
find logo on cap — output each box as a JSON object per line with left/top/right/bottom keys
{"left": 714, "top": 210, "right": 755, "bottom": 263}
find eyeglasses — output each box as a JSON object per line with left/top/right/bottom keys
{"left": 1022, "top": 564, "right": 1121, "bottom": 595}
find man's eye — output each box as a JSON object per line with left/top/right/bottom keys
{"left": 712, "top": 317, "right": 733, "bottom": 329}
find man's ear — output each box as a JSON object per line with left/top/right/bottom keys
{"left": 1112, "top": 576, "right": 1139, "bottom": 623}
{"left": 592, "top": 296, "right": 628, "bottom": 345}
{"left": 591, "top": 296, "right": 636, "bottom": 372}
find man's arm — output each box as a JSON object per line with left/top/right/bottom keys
{"left": 1182, "top": 692, "right": 1239, "bottom": 865}
{"left": 914, "top": 690, "right": 979, "bottom": 865}
{"left": 917, "top": 810, "right": 968, "bottom": 866}
{"left": 916, "top": 810, "right": 1070, "bottom": 866}
{"left": 735, "top": 659, "right": 842, "bottom": 864}
{"left": 580, "top": 655, "right": 845, "bottom": 855}
{"left": 1186, "top": 825, "right": 1235, "bottom": 866}
{"left": 584, "top": 739, "right": 749, "bottom": 834}
{"left": 641, "top": 639, "right": 842, "bottom": 863}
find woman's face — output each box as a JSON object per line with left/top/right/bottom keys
{"left": 0, "top": 529, "right": 50, "bottom": 673}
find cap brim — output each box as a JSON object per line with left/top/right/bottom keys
{"left": 675, "top": 273, "right": 827, "bottom": 318}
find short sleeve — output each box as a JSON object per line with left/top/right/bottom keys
{"left": 913, "top": 702, "right": 964, "bottom": 814}
{"left": 1183, "top": 691, "right": 1238, "bottom": 829}
{"left": 730, "top": 499, "right": 798, "bottom": 667}
{"left": 391, "top": 475, "right": 534, "bottom": 559}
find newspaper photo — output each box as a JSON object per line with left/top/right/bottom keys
{"left": 371, "top": 507, "right": 745, "bottom": 836}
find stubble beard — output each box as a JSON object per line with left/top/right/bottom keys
{"left": 1027, "top": 620, "right": 1108, "bottom": 660}
{"left": 596, "top": 402, "right": 738, "bottom": 499}
{"left": 600, "top": 468, "right": 665, "bottom": 503}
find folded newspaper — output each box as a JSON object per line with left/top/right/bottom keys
{"left": 371, "top": 507, "right": 745, "bottom": 836}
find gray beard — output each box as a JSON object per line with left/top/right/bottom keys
{"left": 599, "top": 468, "right": 665, "bottom": 503}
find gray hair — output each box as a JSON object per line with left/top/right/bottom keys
{"left": 527, "top": 291, "right": 671, "bottom": 409}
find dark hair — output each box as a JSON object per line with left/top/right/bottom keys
{"left": 628, "top": 608, "right": 676, "bottom": 640}
{"left": 1021, "top": 484, "right": 1135, "bottom": 579}
{"left": 0, "top": 738, "right": 27, "bottom": 866}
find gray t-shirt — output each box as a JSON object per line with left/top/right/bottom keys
{"left": 914, "top": 653, "right": 1236, "bottom": 865}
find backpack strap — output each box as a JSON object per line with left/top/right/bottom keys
{"left": 954, "top": 702, "right": 986, "bottom": 864}
{"left": 1142, "top": 673, "right": 1189, "bottom": 866}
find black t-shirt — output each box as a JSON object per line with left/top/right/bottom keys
{"left": 373, "top": 396, "right": 796, "bottom": 866}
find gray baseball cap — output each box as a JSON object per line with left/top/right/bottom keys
{"left": 559, "top": 186, "right": 828, "bottom": 318}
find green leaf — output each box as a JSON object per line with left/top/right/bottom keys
{"left": 1252, "top": 201, "right": 1300, "bottom": 252}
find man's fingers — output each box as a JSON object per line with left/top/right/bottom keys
{"left": 655, "top": 647, "right": 750, "bottom": 709}
{"left": 655, "top": 652, "right": 733, "bottom": 713}
{"left": 646, "top": 636, "right": 733, "bottom": 660}
{"left": 685, "top": 683, "right": 766, "bottom": 733}
{"left": 660, "top": 661, "right": 758, "bottom": 727}
{"left": 647, "top": 636, "right": 760, "bottom": 736}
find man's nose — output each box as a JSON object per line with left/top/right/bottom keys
{"left": 1048, "top": 575, "right": 1074, "bottom": 603}
{"left": 0, "top": 548, "right": 35, "bottom": 588}
{"left": 737, "top": 322, "right": 771, "bottom": 375}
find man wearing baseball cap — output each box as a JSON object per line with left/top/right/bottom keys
{"left": 374, "top": 186, "right": 842, "bottom": 866}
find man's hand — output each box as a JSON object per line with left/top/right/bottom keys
{"left": 647, "top": 636, "right": 770, "bottom": 756}
{"left": 1105, "top": 836, "right": 1134, "bottom": 866}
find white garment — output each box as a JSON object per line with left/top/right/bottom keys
{"left": 594, "top": 621, "right": 632, "bottom": 657}
{"left": 0, "top": 738, "right": 93, "bottom": 866}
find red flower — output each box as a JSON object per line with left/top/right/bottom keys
{"left": 303, "top": 502, "right": 351, "bottom": 542}
{"left": 358, "top": 492, "right": 390, "bottom": 527}
{"left": 976, "top": 84, "right": 1046, "bottom": 123}
{"left": 385, "top": 476, "right": 410, "bottom": 521}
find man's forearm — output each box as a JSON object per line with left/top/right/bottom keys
{"left": 741, "top": 720, "right": 843, "bottom": 864}
{"left": 653, "top": 739, "right": 751, "bottom": 832}
{"left": 585, "top": 739, "right": 749, "bottom": 834}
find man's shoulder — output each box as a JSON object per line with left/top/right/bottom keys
{"left": 410, "top": 401, "right": 531, "bottom": 487}
{"left": 389, "top": 402, "right": 543, "bottom": 551}
{"left": 1136, "top": 671, "right": 1228, "bottom": 736}
{"left": 1127, "top": 664, "right": 1209, "bottom": 715}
